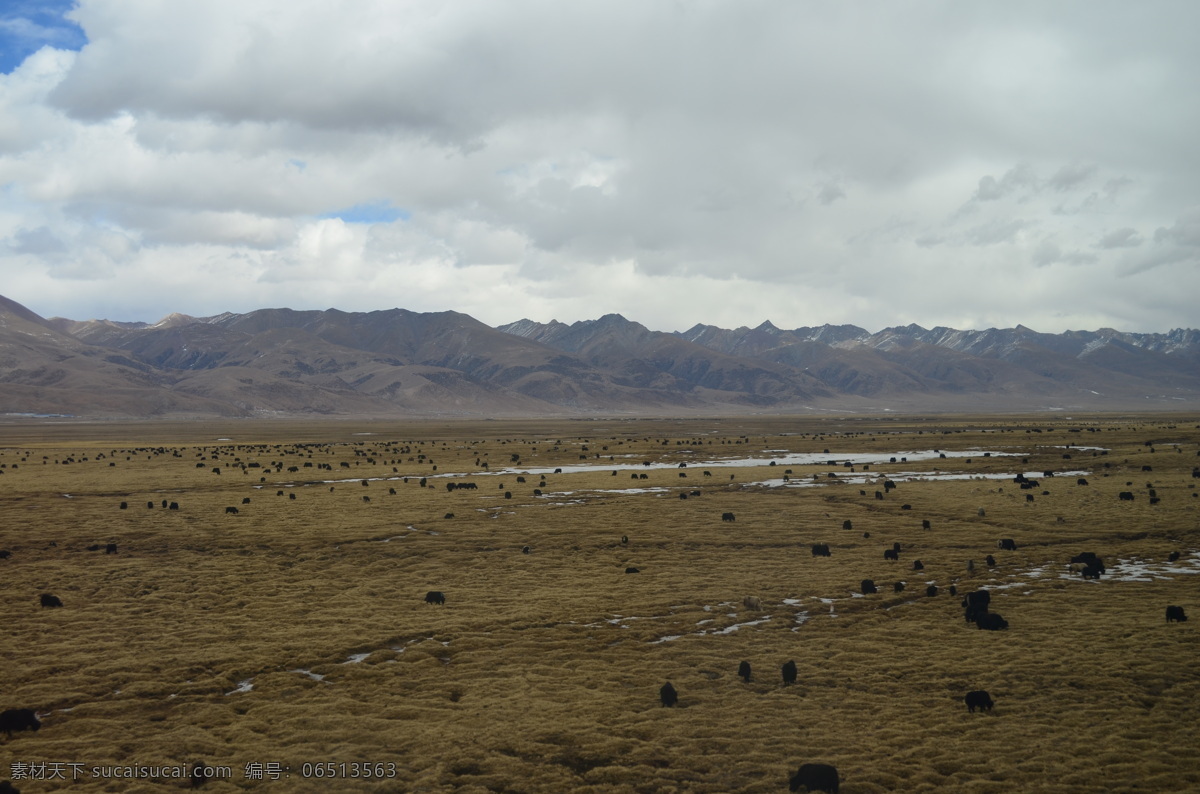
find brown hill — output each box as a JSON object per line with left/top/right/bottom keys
{"left": 2, "top": 294, "right": 1197, "bottom": 418}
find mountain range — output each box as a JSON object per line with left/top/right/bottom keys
{"left": 1, "top": 293, "right": 1197, "bottom": 418}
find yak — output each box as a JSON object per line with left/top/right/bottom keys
{"left": 660, "top": 682, "right": 678, "bottom": 707}
{"left": 39, "top": 593, "right": 62, "bottom": 608}
{"left": 0, "top": 708, "right": 40, "bottom": 736}
{"left": 975, "top": 612, "right": 1009, "bottom": 631}
{"left": 861, "top": 579, "right": 877, "bottom": 595}
{"left": 782, "top": 660, "right": 798, "bottom": 686}
{"left": 738, "top": 661, "right": 752, "bottom": 683}
{"left": 424, "top": 591, "right": 446, "bottom": 605}
{"left": 1166, "top": 605, "right": 1187, "bottom": 623}
{"left": 963, "top": 590, "right": 990, "bottom": 622}
{"left": 811, "top": 544, "right": 831, "bottom": 557}
{"left": 964, "top": 690, "right": 994, "bottom": 713}
{"left": 788, "top": 762, "right": 839, "bottom": 793}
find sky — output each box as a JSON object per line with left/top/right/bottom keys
{"left": 1, "top": 1, "right": 1197, "bottom": 335}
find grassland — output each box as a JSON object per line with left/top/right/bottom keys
{"left": 2, "top": 414, "right": 1199, "bottom": 793}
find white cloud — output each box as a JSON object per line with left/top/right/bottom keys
{"left": 0, "top": 0, "right": 1195, "bottom": 334}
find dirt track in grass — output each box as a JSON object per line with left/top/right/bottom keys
{"left": 2, "top": 414, "right": 1198, "bottom": 792}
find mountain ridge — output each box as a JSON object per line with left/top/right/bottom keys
{"left": 1, "top": 294, "right": 1196, "bottom": 418}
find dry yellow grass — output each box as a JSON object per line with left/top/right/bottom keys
{"left": 1, "top": 414, "right": 1198, "bottom": 792}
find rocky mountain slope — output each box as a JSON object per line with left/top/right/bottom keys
{"left": 0, "top": 293, "right": 1196, "bottom": 418}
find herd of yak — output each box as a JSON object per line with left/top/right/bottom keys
{"left": 2, "top": 431, "right": 1196, "bottom": 794}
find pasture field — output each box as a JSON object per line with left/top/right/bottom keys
{"left": 2, "top": 414, "right": 1199, "bottom": 793}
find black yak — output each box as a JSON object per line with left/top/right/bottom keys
{"left": 660, "top": 682, "right": 678, "bottom": 707}
{"left": 964, "top": 690, "right": 994, "bottom": 713}
{"left": 975, "top": 612, "right": 1008, "bottom": 631}
{"left": 0, "top": 708, "right": 40, "bottom": 736}
{"left": 39, "top": 593, "right": 62, "bottom": 608}
{"left": 788, "top": 762, "right": 839, "bottom": 793}
{"left": 1166, "top": 605, "right": 1188, "bottom": 623}
{"left": 424, "top": 591, "right": 446, "bottom": 605}
{"left": 738, "top": 661, "right": 752, "bottom": 683}
{"left": 782, "top": 660, "right": 798, "bottom": 685}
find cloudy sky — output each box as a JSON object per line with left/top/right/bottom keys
{"left": 1, "top": 1, "right": 1197, "bottom": 334}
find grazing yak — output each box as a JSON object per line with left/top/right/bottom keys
{"left": 883, "top": 548, "right": 899, "bottom": 561}
{"left": 39, "top": 594, "right": 63, "bottom": 608}
{"left": 782, "top": 660, "right": 798, "bottom": 686}
{"left": 811, "top": 543, "right": 831, "bottom": 557}
{"left": 921, "top": 519, "right": 931, "bottom": 530}
{"left": 0, "top": 708, "right": 40, "bottom": 735}
{"left": 925, "top": 584, "right": 939, "bottom": 597}
{"left": 1081, "top": 563, "right": 1104, "bottom": 580}
{"left": 424, "top": 591, "right": 446, "bottom": 605}
{"left": 842, "top": 520, "right": 853, "bottom": 530}
{"left": 964, "top": 690, "right": 994, "bottom": 713}
{"left": 660, "top": 682, "right": 678, "bottom": 707}
{"left": 743, "top": 595, "right": 763, "bottom": 611}
{"left": 893, "top": 581, "right": 905, "bottom": 593}
{"left": 788, "top": 762, "right": 839, "bottom": 793}
{"left": 722, "top": 512, "right": 736, "bottom": 522}
{"left": 861, "top": 579, "right": 878, "bottom": 595}
{"left": 1166, "top": 606, "right": 1188, "bottom": 623}
{"left": 963, "top": 590, "right": 990, "bottom": 622}
{"left": 998, "top": 538, "right": 1017, "bottom": 551}
{"left": 912, "top": 560, "right": 924, "bottom": 571}
{"left": 738, "top": 661, "right": 752, "bottom": 683}
{"left": 625, "top": 567, "right": 640, "bottom": 574}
